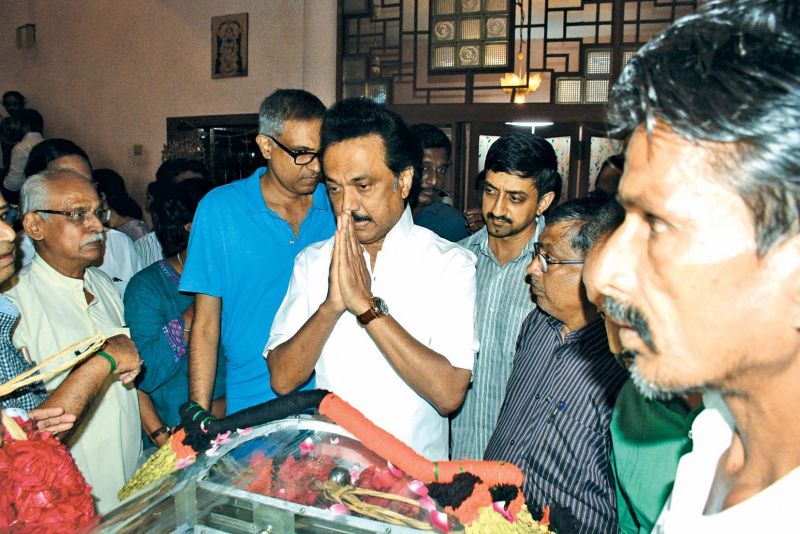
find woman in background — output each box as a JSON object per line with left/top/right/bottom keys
{"left": 93, "top": 168, "right": 149, "bottom": 241}
{"left": 124, "top": 178, "right": 225, "bottom": 449}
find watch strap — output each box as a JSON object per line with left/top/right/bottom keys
{"left": 356, "top": 297, "right": 386, "bottom": 326}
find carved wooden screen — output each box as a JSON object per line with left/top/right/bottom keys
{"left": 339, "top": 0, "right": 697, "bottom": 105}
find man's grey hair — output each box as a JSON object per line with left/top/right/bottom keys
{"left": 258, "top": 89, "right": 325, "bottom": 137}
{"left": 21, "top": 168, "right": 93, "bottom": 221}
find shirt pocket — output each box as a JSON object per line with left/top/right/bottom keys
{"left": 532, "top": 411, "right": 609, "bottom": 496}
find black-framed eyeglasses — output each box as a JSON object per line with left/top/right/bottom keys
{"left": 533, "top": 241, "right": 584, "bottom": 273}
{"left": 34, "top": 208, "right": 111, "bottom": 225}
{"left": 268, "top": 135, "right": 319, "bottom": 166}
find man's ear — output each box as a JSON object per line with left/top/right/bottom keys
{"left": 537, "top": 191, "right": 556, "bottom": 216}
{"left": 255, "top": 134, "right": 272, "bottom": 161}
{"left": 398, "top": 166, "right": 414, "bottom": 200}
{"left": 22, "top": 212, "right": 45, "bottom": 241}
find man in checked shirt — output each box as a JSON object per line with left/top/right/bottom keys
{"left": 484, "top": 196, "right": 627, "bottom": 533}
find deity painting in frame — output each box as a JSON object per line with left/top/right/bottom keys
{"left": 212, "top": 13, "right": 248, "bottom": 79}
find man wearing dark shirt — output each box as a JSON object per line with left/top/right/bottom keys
{"left": 484, "top": 196, "right": 627, "bottom": 534}
{"left": 409, "top": 123, "right": 468, "bottom": 242}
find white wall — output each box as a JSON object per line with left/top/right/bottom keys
{"left": 0, "top": 0, "right": 337, "bottom": 205}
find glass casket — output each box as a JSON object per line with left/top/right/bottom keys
{"left": 97, "top": 416, "right": 435, "bottom": 533}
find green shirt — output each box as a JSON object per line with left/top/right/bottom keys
{"left": 610, "top": 379, "right": 703, "bottom": 533}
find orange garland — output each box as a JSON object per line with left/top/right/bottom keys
{"left": 318, "top": 393, "right": 526, "bottom": 525}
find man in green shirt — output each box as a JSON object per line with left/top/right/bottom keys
{"left": 582, "top": 199, "right": 702, "bottom": 532}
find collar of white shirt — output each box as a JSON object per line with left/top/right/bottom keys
{"left": 31, "top": 252, "right": 87, "bottom": 292}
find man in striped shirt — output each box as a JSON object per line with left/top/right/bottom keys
{"left": 451, "top": 134, "right": 560, "bottom": 461}
{"left": 484, "top": 196, "right": 628, "bottom": 534}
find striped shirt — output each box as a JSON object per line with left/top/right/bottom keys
{"left": 484, "top": 309, "right": 627, "bottom": 534}
{"left": 451, "top": 222, "right": 540, "bottom": 460}
{"left": 0, "top": 296, "right": 46, "bottom": 410}
{"left": 134, "top": 231, "right": 164, "bottom": 268}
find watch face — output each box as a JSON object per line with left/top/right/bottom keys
{"left": 373, "top": 297, "right": 389, "bottom": 315}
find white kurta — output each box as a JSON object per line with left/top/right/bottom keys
{"left": 266, "top": 207, "right": 478, "bottom": 460}
{"left": 654, "top": 392, "right": 800, "bottom": 533}
{"left": 5, "top": 255, "right": 142, "bottom": 514}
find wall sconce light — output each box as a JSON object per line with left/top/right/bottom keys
{"left": 499, "top": 1, "right": 541, "bottom": 104}
{"left": 501, "top": 67, "right": 542, "bottom": 104}
{"left": 16, "top": 24, "right": 36, "bottom": 50}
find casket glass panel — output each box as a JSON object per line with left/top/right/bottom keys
{"left": 97, "top": 417, "right": 432, "bottom": 533}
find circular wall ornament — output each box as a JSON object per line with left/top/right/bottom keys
{"left": 459, "top": 45, "right": 480, "bottom": 65}
{"left": 434, "top": 21, "right": 455, "bottom": 41}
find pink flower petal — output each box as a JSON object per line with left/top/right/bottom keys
{"left": 429, "top": 509, "right": 450, "bottom": 532}
{"left": 330, "top": 437, "right": 340, "bottom": 445}
{"left": 387, "top": 460, "right": 404, "bottom": 478}
{"left": 329, "top": 503, "right": 350, "bottom": 515}
{"left": 299, "top": 437, "right": 316, "bottom": 455}
{"left": 492, "top": 501, "right": 513, "bottom": 522}
{"left": 205, "top": 445, "right": 219, "bottom": 457}
{"left": 408, "top": 479, "right": 429, "bottom": 496}
{"left": 212, "top": 431, "right": 232, "bottom": 446}
{"left": 277, "top": 488, "right": 286, "bottom": 497}
{"left": 419, "top": 495, "right": 437, "bottom": 512}
{"left": 176, "top": 456, "right": 196, "bottom": 469}
{"left": 237, "top": 427, "right": 252, "bottom": 436}
{"left": 349, "top": 465, "right": 361, "bottom": 483}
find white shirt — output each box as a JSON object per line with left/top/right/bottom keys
{"left": 133, "top": 230, "right": 164, "bottom": 268}
{"left": 654, "top": 392, "right": 800, "bottom": 533}
{"left": 18, "top": 227, "right": 143, "bottom": 298}
{"left": 266, "top": 207, "right": 478, "bottom": 460}
{"left": 3, "top": 131, "right": 44, "bottom": 191}
{"left": 5, "top": 255, "right": 142, "bottom": 514}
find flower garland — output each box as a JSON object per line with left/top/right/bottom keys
{"left": 0, "top": 415, "right": 97, "bottom": 532}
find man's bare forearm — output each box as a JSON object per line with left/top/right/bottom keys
{"left": 38, "top": 356, "right": 111, "bottom": 440}
{"left": 268, "top": 303, "right": 342, "bottom": 394}
{"left": 189, "top": 294, "right": 221, "bottom": 409}
{"left": 365, "top": 316, "right": 471, "bottom": 416}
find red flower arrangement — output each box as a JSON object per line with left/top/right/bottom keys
{"left": 272, "top": 454, "right": 336, "bottom": 505}
{"left": 0, "top": 417, "right": 97, "bottom": 533}
{"left": 357, "top": 464, "right": 418, "bottom": 517}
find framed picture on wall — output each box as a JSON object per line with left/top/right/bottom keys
{"left": 212, "top": 13, "right": 248, "bottom": 79}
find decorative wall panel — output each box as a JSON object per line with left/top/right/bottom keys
{"left": 339, "top": 0, "right": 697, "bottom": 105}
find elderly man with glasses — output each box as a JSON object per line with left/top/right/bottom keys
{"left": 5, "top": 168, "right": 144, "bottom": 513}
{"left": 179, "top": 89, "right": 335, "bottom": 415}
{"left": 483, "top": 196, "right": 627, "bottom": 534}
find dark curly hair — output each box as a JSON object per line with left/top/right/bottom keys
{"left": 151, "top": 178, "right": 214, "bottom": 257}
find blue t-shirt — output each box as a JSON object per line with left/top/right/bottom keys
{"left": 179, "top": 168, "right": 335, "bottom": 413}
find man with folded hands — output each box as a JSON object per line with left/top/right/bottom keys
{"left": 266, "top": 99, "right": 478, "bottom": 461}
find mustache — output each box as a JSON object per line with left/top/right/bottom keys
{"left": 80, "top": 233, "right": 105, "bottom": 247}
{"left": 487, "top": 212, "right": 512, "bottom": 224}
{"left": 350, "top": 212, "right": 372, "bottom": 223}
{"left": 629, "top": 360, "right": 674, "bottom": 401}
{"left": 603, "top": 296, "right": 656, "bottom": 351}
